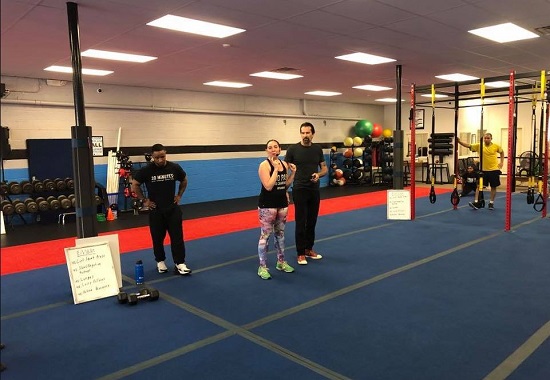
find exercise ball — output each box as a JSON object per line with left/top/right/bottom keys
{"left": 336, "top": 178, "right": 346, "bottom": 186}
{"left": 372, "top": 123, "right": 383, "bottom": 138}
{"left": 343, "top": 148, "right": 353, "bottom": 158}
{"left": 354, "top": 120, "right": 373, "bottom": 138}
{"left": 353, "top": 147, "right": 363, "bottom": 157}
{"left": 382, "top": 129, "right": 392, "bottom": 138}
{"left": 334, "top": 169, "right": 343, "bottom": 179}
{"left": 343, "top": 137, "right": 354, "bottom": 147}
{"left": 353, "top": 136, "right": 363, "bottom": 146}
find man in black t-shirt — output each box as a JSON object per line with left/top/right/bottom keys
{"left": 132, "top": 144, "right": 191, "bottom": 275}
{"left": 285, "top": 122, "right": 327, "bottom": 265}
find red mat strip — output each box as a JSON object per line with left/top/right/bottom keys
{"left": 1, "top": 187, "right": 438, "bottom": 275}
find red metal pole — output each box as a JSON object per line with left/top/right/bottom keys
{"left": 505, "top": 71, "right": 516, "bottom": 231}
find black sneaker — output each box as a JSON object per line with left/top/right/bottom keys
{"left": 488, "top": 203, "right": 494, "bottom": 210}
{"left": 469, "top": 201, "right": 480, "bottom": 210}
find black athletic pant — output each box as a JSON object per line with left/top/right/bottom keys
{"left": 148, "top": 204, "right": 186, "bottom": 264}
{"left": 292, "top": 188, "right": 320, "bottom": 256}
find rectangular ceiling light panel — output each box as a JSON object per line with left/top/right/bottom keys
{"left": 468, "top": 23, "right": 539, "bottom": 43}
{"left": 147, "top": 15, "right": 246, "bottom": 38}
{"left": 250, "top": 71, "right": 303, "bottom": 80}
{"left": 336, "top": 52, "right": 396, "bottom": 65}
{"left": 82, "top": 49, "right": 157, "bottom": 63}
{"left": 44, "top": 66, "right": 113, "bottom": 76}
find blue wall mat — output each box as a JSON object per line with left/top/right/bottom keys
{"left": 2, "top": 154, "right": 330, "bottom": 207}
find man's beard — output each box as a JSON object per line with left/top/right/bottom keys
{"left": 302, "top": 137, "right": 310, "bottom": 144}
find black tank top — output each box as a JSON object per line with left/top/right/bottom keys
{"left": 258, "top": 159, "right": 288, "bottom": 208}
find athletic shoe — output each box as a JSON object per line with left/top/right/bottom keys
{"left": 258, "top": 266, "right": 271, "bottom": 280}
{"left": 175, "top": 263, "right": 192, "bottom": 275}
{"left": 297, "top": 255, "right": 308, "bottom": 265}
{"left": 488, "top": 203, "right": 494, "bottom": 210}
{"left": 276, "top": 261, "right": 295, "bottom": 273}
{"left": 157, "top": 261, "right": 168, "bottom": 273}
{"left": 305, "top": 249, "right": 323, "bottom": 260}
{"left": 468, "top": 201, "right": 480, "bottom": 210}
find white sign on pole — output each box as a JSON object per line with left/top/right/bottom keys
{"left": 387, "top": 190, "right": 411, "bottom": 220}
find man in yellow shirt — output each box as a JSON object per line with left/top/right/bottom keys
{"left": 457, "top": 133, "right": 504, "bottom": 210}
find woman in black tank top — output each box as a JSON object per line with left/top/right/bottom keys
{"left": 256, "top": 139, "right": 296, "bottom": 280}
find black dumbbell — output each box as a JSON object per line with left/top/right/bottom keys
{"left": 65, "top": 177, "right": 74, "bottom": 190}
{"left": 24, "top": 198, "right": 38, "bottom": 213}
{"left": 1, "top": 200, "right": 14, "bottom": 215}
{"left": 20, "top": 180, "right": 34, "bottom": 194}
{"left": 117, "top": 288, "right": 160, "bottom": 305}
{"left": 32, "top": 180, "right": 45, "bottom": 193}
{"left": 0, "top": 182, "right": 8, "bottom": 195}
{"left": 54, "top": 178, "right": 67, "bottom": 191}
{"left": 47, "top": 195, "right": 60, "bottom": 210}
{"left": 57, "top": 195, "right": 72, "bottom": 209}
{"left": 95, "top": 195, "right": 103, "bottom": 205}
{"left": 8, "top": 181, "right": 22, "bottom": 195}
{"left": 43, "top": 179, "right": 56, "bottom": 192}
{"left": 35, "top": 197, "right": 49, "bottom": 212}
{"left": 12, "top": 199, "right": 27, "bottom": 214}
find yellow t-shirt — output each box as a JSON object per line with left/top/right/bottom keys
{"left": 470, "top": 143, "right": 503, "bottom": 171}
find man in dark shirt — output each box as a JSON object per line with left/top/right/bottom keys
{"left": 132, "top": 144, "right": 191, "bottom": 275}
{"left": 285, "top": 122, "right": 327, "bottom": 265}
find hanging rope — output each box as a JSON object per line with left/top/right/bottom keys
{"left": 527, "top": 85, "right": 537, "bottom": 204}
{"left": 429, "top": 84, "right": 436, "bottom": 204}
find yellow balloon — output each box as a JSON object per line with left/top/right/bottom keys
{"left": 382, "top": 129, "right": 392, "bottom": 138}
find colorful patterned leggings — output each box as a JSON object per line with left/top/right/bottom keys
{"left": 257, "top": 207, "right": 288, "bottom": 266}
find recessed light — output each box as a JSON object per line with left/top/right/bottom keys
{"left": 250, "top": 71, "right": 303, "bottom": 80}
{"left": 436, "top": 73, "right": 478, "bottom": 82}
{"left": 304, "top": 91, "right": 342, "bottom": 97}
{"left": 203, "top": 81, "right": 252, "bottom": 88}
{"left": 335, "top": 52, "right": 396, "bottom": 65}
{"left": 147, "top": 15, "right": 245, "bottom": 38}
{"left": 353, "top": 85, "right": 392, "bottom": 91}
{"left": 81, "top": 49, "right": 157, "bottom": 63}
{"left": 468, "top": 23, "right": 539, "bottom": 43}
{"left": 44, "top": 66, "right": 113, "bottom": 76}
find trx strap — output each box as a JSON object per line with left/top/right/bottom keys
{"left": 534, "top": 70, "right": 547, "bottom": 213}
{"left": 477, "top": 79, "right": 485, "bottom": 208}
{"left": 429, "top": 84, "right": 436, "bottom": 204}
{"left": 527, "top": 88, "right": 537, "bottom": 204}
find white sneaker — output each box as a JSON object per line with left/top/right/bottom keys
{"left": 175, "top": 263, "right": 192, "bottom": 275}
{"left": 157, "top": 261, "right": 168, "bottom": 273}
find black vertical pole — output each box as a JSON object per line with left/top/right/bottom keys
{"left": 393, "top": 64, "right": 404, "bottom": 189}
{"left": 67, "top": 2, "right": 98, "bottom": 238}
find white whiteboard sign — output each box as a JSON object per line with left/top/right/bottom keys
{"left": 387, "top": 190, "right": 411, "bottom": 220}
{"left": 65, "top": 242, "right": 119, "bottom": 304}
{"left": 76, "top": 234, "right": 122, "bottom": 288}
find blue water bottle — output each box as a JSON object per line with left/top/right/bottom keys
{"left": 135, "top": 260, "right": 144, "bottom": 285}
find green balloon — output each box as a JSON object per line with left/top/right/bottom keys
{"left": 354, "top": 120, "right": 373, "bottom": 138}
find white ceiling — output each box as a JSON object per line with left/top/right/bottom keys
{"left": 1, "top": 0, "right": 549, "bottom": 104}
